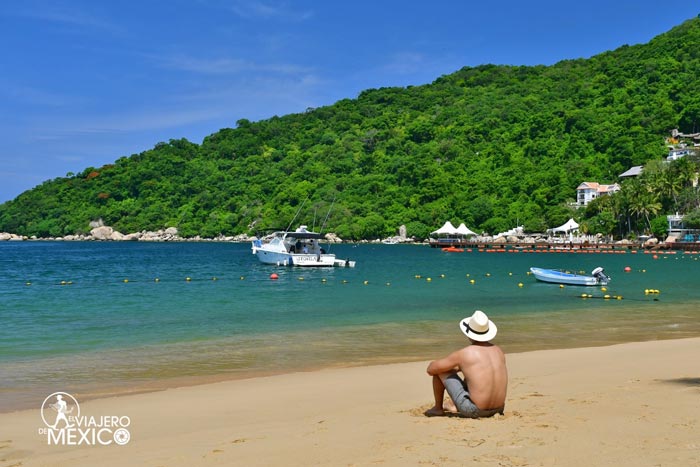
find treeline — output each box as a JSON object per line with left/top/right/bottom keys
{"left": 2, "top": 18, "right": 700, "bottom": 240}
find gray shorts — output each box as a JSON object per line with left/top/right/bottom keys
{"left": 443, "top": 373, "right": 504, "bottom": 418}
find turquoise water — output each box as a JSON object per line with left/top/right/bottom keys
{"left": 1, "top": 241, "right": 699, "bottom": 411}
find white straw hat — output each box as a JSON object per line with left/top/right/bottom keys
{"left": 460, "top": 310, "right": 497, "bottom": 342}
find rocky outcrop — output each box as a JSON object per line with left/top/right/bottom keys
{"left": 643, "top": 237, "right": 659, "bottom": 248}
{"left": 324, "top": 233, "right": 344, "bottom": 243}
{"left": 0, "top": 232, "right": 25, "bottom": 241}
{"left": 2, "top": 227, "right": 313, "bottom": 243}
{"left": 90, "top": 226, "right": 115, "bottom": 240}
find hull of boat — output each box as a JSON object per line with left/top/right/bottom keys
{"left": 530, "top": 267, "right": 604, "bottom": 286}
{"left": 254, "top": 249, "right": 335, "bottom": 267}
{"left": 254, "top": 249, "right": 355, "bottom": 268}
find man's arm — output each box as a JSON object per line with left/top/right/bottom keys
{"left": 426, "top": 350, "right": 462, "bottom": 376}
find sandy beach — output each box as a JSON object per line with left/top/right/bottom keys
{"left": 1, "top": 337, "right": 698, "bottom": 467}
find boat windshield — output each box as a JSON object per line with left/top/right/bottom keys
{"left": 284, "top": 237, "right": 323, "bottom": 254}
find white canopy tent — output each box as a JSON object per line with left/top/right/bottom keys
{"left": 547, "top": 218, "right": 580, "bottom": 242}
{"left": 550, "top": 218, "right": 579, "bottom": 233}
{"left": 431, "top": 221, "right": 458, "bottom": 236}
{"left": 455, "top": 223, "right": 477, "bottom": 237}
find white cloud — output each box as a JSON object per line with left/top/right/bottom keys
{"left": 382, "top": 52, "right": 428, "bottom": 75}
{"left": 228, "top": 0, "right": 314, "bottom": 21}
{"left": 0, "top": 81, "right": 78, "bottom": 108}
{"left": 12, "top": 4, "right": 124, "bottom": 35}
{"left": 31, "top": 106, "right": 228, "bottom": 141}
{"left": 157, "top": 54, "right": 312, "bottom": 75}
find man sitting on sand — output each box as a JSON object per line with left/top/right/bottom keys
{"left": 425, "top": 310, "right": 507, "bottom": 418}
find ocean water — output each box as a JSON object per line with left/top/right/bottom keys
{"left": 1, "top": 241, "right": 700, "bottom": 411}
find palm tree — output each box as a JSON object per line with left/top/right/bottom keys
{"left": 628, "top": 188, "right": 662, "bottom": 234}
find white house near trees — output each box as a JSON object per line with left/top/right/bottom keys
{"left": 576, "top": 182, "right": 620, "bottom": 206}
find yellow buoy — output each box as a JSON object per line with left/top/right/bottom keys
{"left": 559, "top": 284, "right": 564, "bottom": 288}
{"left": 155, "top": 278, "right": 160, "bottom": 282}
{"left": 470, "top": 279, "right": 475, "bottom": 284}
{"left": 240, "top": 276, "right": 245, "bottom": 280}
{"left": 363, "top": 280, "right": 369, "bottom": 285}
{"left": 212, "top": 277, "right": 217, "bottom": 281}
{"left": 186, "top": 277, "right": 191, "bottom": 282}
{"left": 386, "top": 282, "right": 391, "bottom": 286}
{"left": 440, "top": 274, "right": 445, "bottom": 278}
{"left": 581, "top": 293, "right": 587, "bottom": 298}
{"left": 518, "top": 283, "right": 523, "bottom": 287}
{"left": 604, "top": 294, "right": 611, "bottom": 299}
{"left": 122, "top": 279, "right": 128, "bottom": 283}
{"left": 26, "top": 282, "right": 31, "bottom": 286}
{"left": 486, "top": 273, "right": 491, "bottom": 277}
{"left": 508, "top": 272, "right": 513, "bottom": 276}
{"left": 601, "top": 287, "right": 607, "bottom": 292}
{"left": 298, "top": 277, "right": 305, "bottom": 281}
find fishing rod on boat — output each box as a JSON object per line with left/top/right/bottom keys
{"left": 319, "top": 197, "right": 336, "bottom": 234}
{"left": 285, "top": 197, "right": 309, "bottom": 232}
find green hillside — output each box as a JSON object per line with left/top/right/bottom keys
{"left": 3, "top": 18, "right": 700, "bottom": 240}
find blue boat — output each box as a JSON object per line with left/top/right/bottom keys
{"left": 530, "top": 267, "right": 610, "bottom": 286}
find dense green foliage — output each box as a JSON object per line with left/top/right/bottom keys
{"left": 3, "top": 18, "right": 700, "bottom": 240}
{"left": 582, "top": 154, "right": 700, "bottom": 239}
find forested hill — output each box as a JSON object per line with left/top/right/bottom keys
{"left": 2, "top": 17, "right": 700, "bottom": 240}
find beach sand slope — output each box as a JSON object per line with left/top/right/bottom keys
{"left": 1, "top": 338, "right": 698, "bottom": 466}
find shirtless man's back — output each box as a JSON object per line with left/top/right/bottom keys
{"left": 426, "top": 310, "right": 507, "bottom": 418}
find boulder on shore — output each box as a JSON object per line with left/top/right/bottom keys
{"left": 643, "top": 238, "right": 659, "bottom": 248}
{"left": 0, "top": 232, "right": 25, "bottom": 241}
{"left": 324, "top": 233, "right": 343, "bottom": 243}
{"left": 90, "top": 226, "right": 114, "bottom": 240}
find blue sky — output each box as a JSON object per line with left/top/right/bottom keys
{"left": 1, "top": 1, "right": 698, "bottom": 203}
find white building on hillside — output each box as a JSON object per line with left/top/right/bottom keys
{"left": 667, "top": 148, "right": 693, "bottom": 161}
{"left": 576, "top": 182, "right": 620, "bottom": 207}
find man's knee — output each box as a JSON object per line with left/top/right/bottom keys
{"left": 437, "top": 370, "right": 460, "bottom": 382}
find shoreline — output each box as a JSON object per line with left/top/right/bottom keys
{"left": 3, "top": 233, "right": 693, "bottom": 253}
{"left": 2, "top": 337, "right": 699, "bottom": 466}
{"left": 3, "top": 327, "right": 700, "bottom": 415}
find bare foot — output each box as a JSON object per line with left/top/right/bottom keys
{"left": 424, "top": 406, "right": 445, "bottom": 417}
{"left": 444, "top": 401, "right": 458, "bottom": 413}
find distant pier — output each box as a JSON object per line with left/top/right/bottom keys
{"left": 428, "top": 238, "right": 700, "bottom": 253}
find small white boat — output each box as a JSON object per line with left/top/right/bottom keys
{"left": 530, "top": 267, "right": 610, "bottom": 286}
{"left": 251, "top": 225, "right": 355, "bottom": 267}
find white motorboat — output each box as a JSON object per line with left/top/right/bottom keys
{"left": 251, "top": 225, "right": 355, "bottom": 267}
{"left": 530, "top": 267, "right": 610, "bottom": 286}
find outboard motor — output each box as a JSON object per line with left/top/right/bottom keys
{"left": 591, "top": 267, "right": 611, "bottom": 284}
